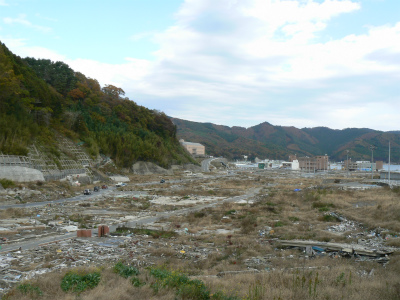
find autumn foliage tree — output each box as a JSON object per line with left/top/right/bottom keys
{"left": 68, "top": 88, "right": 85, "bottom": 100}
{"left": 102, "top": 84, "right": 125, "bottom": 99}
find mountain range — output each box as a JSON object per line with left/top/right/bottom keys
{"left": 171, "top": 118, "right": 400, "bottom": 163}
{"left": 2, "top": 38, "right": 399, "bottom": 167}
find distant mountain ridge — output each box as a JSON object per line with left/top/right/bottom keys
{"left": 171, "top": 118, "right": 400, "bottom": 162}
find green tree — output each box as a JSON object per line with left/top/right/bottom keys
{"left": 102, "top": 84, "right": 125, "bottom": 99}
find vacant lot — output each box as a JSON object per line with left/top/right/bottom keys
{"left": 2, "top": 170, "right": 400, "bottom": 300}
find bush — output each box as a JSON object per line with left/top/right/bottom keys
{"left": 60, "top": 271, "right": 101, "bottom": 293}
{"left": 148, "top": 267, "right": 240, "bottom": 300}
{"left": 240, "top": 215, "right": 257, "bottom": 233}
{"left": 321, "top": 214, "right": 340, "bottom": 222}
{"left": 113, "top": 261, "right": 139, "bottom": 278}
{"left": 194, "top": 211, "right": 206, "bottom": 218}
{"left": 131, "top": 276, "right": 146, "bottom": 287}
{"left": 17, "top": 283, "right": 43, "bottom": 297}
{"left": 0, "top": 178, "right": 15, "bottom": 189}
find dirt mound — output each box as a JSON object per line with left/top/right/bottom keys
{"left": 131, "top": 161, "right": 173, "bottom": 175}
{"left": 170, "top": 164, "right": 202, "bottom": 172}
{"left": 182, "top": 164, "right": 202, "bottom": 172}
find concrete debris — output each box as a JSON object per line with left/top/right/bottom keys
{"left": 217, "top": 269, "right": 260, "bottom": 277}
{"left": 279, "top": 239, "right": 394, "bottom": 261}
{"left": 326, "top": 212, "right": 360, "bottom": 233}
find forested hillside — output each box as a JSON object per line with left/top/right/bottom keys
{"left": 172, "top": 118, "right": 400, "bottom": 162}
{"left": 0, "top": 42, "right": 193, "bottom": 168}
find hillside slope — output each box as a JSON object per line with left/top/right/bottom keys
{"left": 171, "top": 118, "right": 400, "bottom": 162}
{"left": 0, "top": 41, "right": 194, "bottom": 169}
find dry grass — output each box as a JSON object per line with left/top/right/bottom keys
{"left": 0, "top": 207, "right": 30, "bottom": 218}
{"left": 6, "top": 256, "right": 400, "bottom": 300}
{"left": 203, "top": 256, "right": 400, "bottom": 300}
{"left": 3, "top": 173, "right": 400, "bottom": 300}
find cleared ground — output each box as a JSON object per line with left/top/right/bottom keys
{"left": 1, "top": 169, "right": 400, "bottom": 299}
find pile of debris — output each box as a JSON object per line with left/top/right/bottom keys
{"left": 279, "top": 239, "right": 395, "bottom": 264}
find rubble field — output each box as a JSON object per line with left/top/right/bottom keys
{"left": 1, "top": 169, "right": 400, "bottom": 300}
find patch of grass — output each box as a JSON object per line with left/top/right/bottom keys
{"left": 224, "top": 209, "right": 236, "bottom": 215}
{"left": 392, "top": 186, "right": 400, "bottom": 194}
{"left": 68, "top": 214, "right": 92, "bottom": 228}
{"left": 194, "top": 211, "right": 206, "bottom": 218}
{"left": 312, "top": 202, "right": 335, "bottom": 210}
{"left": 304, "top": 191, "right": 321, "bottom": 202}
{"left": 131, "top": 276, "right": 146, "bottom": 287}
{"left": 17, "top": 283, "right": 43, "bottom": 297}
{"left": 321, "top": 214, "right": 340, "bottom": 222}
{"left": 0, "top": 178, "right": 15, "bottom": 189}
{"left": 240, "top": 215, "right": 258, "bottom": 233}
{"left": 115, "top": 226, "right": 177, "bottom": 239}
{"left": 149, "top": 266, "right": 239, "bottom": 300}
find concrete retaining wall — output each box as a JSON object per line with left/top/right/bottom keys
{"left": 0, "top": 166, "right": 45, "bottom": 182}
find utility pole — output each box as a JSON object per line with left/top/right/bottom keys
{"left": 346, "top": 150, "right": 349, "bottom": 178}
{"left": 370, "top": 145, "right": 374, "bottom": 180}
{"left": 388, "top": 141, "right": 391, "bottom": 184}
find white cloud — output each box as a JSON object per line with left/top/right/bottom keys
{"left": 130, "top": 31, "right": 157, "bottom": 41}
{"left": 0, "top": 0, "right": 8, "bottom": 6}
{"left": 0, "top": 38, "right": 65, "bottom": 60}
{"left": 2, "top": 0, "right": 400, "bottom": 131}
{"left": 67, "top": 57, "right": 152, "bottom": 89}
{"left": 3, "top": 14, "right": 52, "bottom": 33}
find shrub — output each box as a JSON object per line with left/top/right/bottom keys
{"left": 17, "top": 283, "right": 43, "bottom": 297}
{"left": 288, "top": 216, "right": 299, "bottom": 222}
{"left": 240, "top": 215, "right": 257, "bottom": 233}
{"left": 131, "top": 276, "right": 146, "bottom": 287}
{"left": 194, "top": 211, "right": 206, "bottom": 218}
{"left": 60, "top": 271, "right": 101, "bottom": 293}
{"left": 224, "top": 209, "right": 236, "bottom": 216}
{"left": 113, "top": 261, "right": 139, "bottom": 278}
{"left": 0, "top": 178, "right": 15, "bottom": 189}
{"left": 176, "top": 279, "right": 210, "bottom": 300}
{"left": 148, "top": 267, "right": 240, "bottom": 300}
{"left": 115, "top": 226, "right": 177, "bottom": 239}
{"left": 321, "top": 214, "right": 340, "bottom": 222}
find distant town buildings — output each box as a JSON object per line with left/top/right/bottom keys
{"left": 380, "top": 171, "right": 400, "bottom": 180}
{"left": 348, "top": 161, "right": 375, "bottom": 171}
{"left": 290, "top": 155, "right": 329, "bottom": 171}
{"left": 179, "top": 139, "right": 205, "bottom": 156}
{"left": 344, "top": 160, "right": 383, "bottom": 172}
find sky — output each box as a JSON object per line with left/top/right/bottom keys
{"left": 1, "top": 0, "right": 400, "bottom": 131}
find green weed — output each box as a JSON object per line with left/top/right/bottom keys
{"left": 17, "top": 283, "right": 43, "bottom": 297}
{"left": 60, "top": 271, "right": 101, "bottom": 293}
{"left": 113, "top": 261, "right": 139, "bottom": 278}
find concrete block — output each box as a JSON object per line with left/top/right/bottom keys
{"left": 77, "top": 230, "right": 92, "bottom": 237}
{"left": 98, "top": 225, "right": 109, "bottom": 237}
{"left": 0, "top": 166, "right": 45, "bottom": 182}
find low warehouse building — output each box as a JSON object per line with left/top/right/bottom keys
{"left": 179, "top": 139, "right": 205, "bottom": 156}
